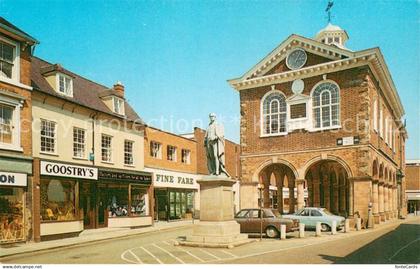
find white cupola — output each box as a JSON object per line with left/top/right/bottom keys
{"left": 315, "top": 23, "right": 349, "bottom": 49}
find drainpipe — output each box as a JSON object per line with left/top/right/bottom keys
{"left": 90, "top": 113, "right": 98, "bottom": 166}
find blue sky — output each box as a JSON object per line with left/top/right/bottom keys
{"left": 1, "top": 0, "right": 418, "bottom": 159}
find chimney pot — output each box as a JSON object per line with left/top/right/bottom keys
{"left": 113, "top": 81, "right": 124, "bottom": 97}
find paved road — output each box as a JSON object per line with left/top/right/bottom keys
{"left": 1, "top": 218, "right": 418, "bottom": 264}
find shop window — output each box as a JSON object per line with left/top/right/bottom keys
{"left": 167, "top": 145, "right": 177, "bottom": 162}
{"left": 0, "top": 187, "right": 24, "bottom": 243}
{"left": 40, "top": 119, "right": 56, "bottom": 153}
{"left": 181, "top": 149, "right": 191, "bottom": 164}
{"left": 73, "top": 127, "right": 86, "bottom": 158}
{"left": 101, "top": 134, "right": 112, "bottom": 162}
{"left": 150, "top": 141, "right": 162, "bottom": 159}
{"left": 108, "top": 184, "right": 129, "bottom": 218}
{"left": 40, "top": 179, "right": 76, "bottom": 221}
{"left": 124, "top": 140, "right": 134, "bottom": 165}
{"left": 57, "top": 73, "right": 73, "bottom": 97}
{"left": 0, "top": 104, "right": 13, "bottom": 144}
{"left": 131, "top": 186, "right": 149, "bottom": 216}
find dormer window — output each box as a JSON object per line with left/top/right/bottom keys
{"left": 57, "top": 73, "right": 73, "bottom": 97}
{"left": 113, "top": 97, "right": 124, "bottom": 115}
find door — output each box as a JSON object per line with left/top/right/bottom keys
{"left": 155, "top": 189, "right": 168, "bottom": 221}
{"left": 310, "top": 209, "right": 324, "bottom": 227}
{"left": 96, "top": 184, "right": 108, "bottom": 228}
{"left": 80, "top": 182, "right": 95, "bottom": 229}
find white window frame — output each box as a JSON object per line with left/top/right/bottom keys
{"left": 124, "top": 140, "right": 134, "bottom": 166}
{"left": 150, "top": 141, "right": 162, "bottom": 159}
{"left": 167, "top": 145, "right": 177, "bottom": 162}
{"left": 101, "top": 134, "right": 113, "bottom": 163}
{"left": 260, "top": 90, "right": 287, "bottom": 137}
{"left": 73, "top": 127, "right": 86, "bottom": 159}
{"left": 0, "top": 35, "right": 20, "bottom": 84}
{"left": 385, "top": 117, "right": 389, "bottom": 144}
{"left": 379, "top": 107, "right": 383, "bottom": 138}
{"left": 373, "top": 99, "right": 378, "bottom": 132}
{"left": 310, "top": 80, "right": 341, "bottom": 131}
{"left": 181, "top": 149, "right": 191, "bottom": 164}
{"left": 113, "top": 97, "right": 124, "bottom": 115}
{"left": 56, "top": 73, "right": 73, "bottom": 97}
{"left": 0, "top": 95, "right": 22, "bottom": 152}
{"left": 40, "top": 119, "right": 57, "bottom": 154}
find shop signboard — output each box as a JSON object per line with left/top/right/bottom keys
{"left": 40, "top": 161, "right": 98, "bottom": 180}
{"left": 98, "top": 170, "right": 152, "bottom": 184}
{"left": 144, "top": 168, "right": 199, "bottom": 189}
{"left": 0, "top": 172, "right": 27, "bottom": 187}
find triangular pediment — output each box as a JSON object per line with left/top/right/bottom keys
{"left": 230, "top": 34, "right": 355, "bottom": 83}
{"left": 286, "top": 93, "right": 310, "bottom": 103}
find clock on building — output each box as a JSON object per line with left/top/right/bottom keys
{"left": 286, "top": 48, "right": 307, "bottom": 70}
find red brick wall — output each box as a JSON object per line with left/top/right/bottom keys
{"left": 406, "top": 164, "right": 420, "bottom": 190}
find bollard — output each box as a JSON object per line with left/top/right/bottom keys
{"left": 315, "top": 222, "right": 322, "bottom": 237}
{"left": 344, "top": 219, "right": 350, "bottom": 233}
{"left": 331, "top": 221, "right": 337, "bottom": 235}
{"left": 356, "top": 218, "right": 362, "bottom": 231}
{"left": 299, "top": 223, "right": 305, "bottom": 238}
{"left": 280, "top": 225, "right": 286, "bottom": 240}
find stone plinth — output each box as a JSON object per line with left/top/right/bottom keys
{"left": 178, "top": 176, "right": 252, "bottom": 248}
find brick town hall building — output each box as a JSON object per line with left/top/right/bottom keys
{"left": 228, "top": 23, "right": 407, "bottom": 225}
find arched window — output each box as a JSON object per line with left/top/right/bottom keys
{"left": 262, "top": 91, "right": 287, "bottom": 135}
{"left": 312, "top": 82, "right": 340, "bottom": 128}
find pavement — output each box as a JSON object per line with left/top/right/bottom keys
{"left": 0, "top": 216, "right": 418, "bottom": 264}
{"left": 0, "top": 219, "right": 196, "bottom": 258}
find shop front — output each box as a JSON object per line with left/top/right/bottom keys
{"left": 0, "top": 171, "right": 28, "bottom": 244}
{"left": 144, "top": 168, "right": 200, "bottom": 222}
{"left": 94, "top": 168, "right": 153, "bottom": 228}
{"left": 39, "top": 160, "right": 98, "bottom": 240}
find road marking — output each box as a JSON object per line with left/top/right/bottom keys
{"left": 153, "top": 243, "right": 185, "bottom": 264}
{"left": 388, "top": 237, "right": 420, "bottom": 262}
{"left": 199, "top": 249, "right": 221, "bottom": 260}
{"left": 141, "top": 246, "right": 163, "bottom": 264}
{"left": 177, "top": 247, "right": 206, "bottom": 262}
{"left": 163, "top": 241, "right": 172, "bottom": 246}
{"left": 220, "top": 250, "right": 237, "bottom": 258}
{"left": 127, "top": 249, "right": 143, "bottom": 264}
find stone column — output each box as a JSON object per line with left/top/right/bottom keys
{"left": 388, "top": 186, "right": 393, "bottom": 218}
{"left": 384, "top": 185, "right": 389, "bottom": 219}
{"left": 289, "top": 184, "right": 295, "bottom": 213}
{"left": 393, "top": 187, "right": 398, "bottom": 217}
{"left": 277, "top": 187, "right": 284, "bottom": 213}
{"left": 313, "top": 178, "right": 320, "bottom": 207}
{"left": 323, "top": 175, "right": 330, "bottom": 210}
{"left": 348, "top": 179, "right": 353, "bottom": 216}
{"left": 296, "top": 179, "right": 305, "bottom": 211}
{"left": 378, "top": 183, "right": 385, "bottom": 221}
{"left": 372, "top": 181, "right": 380, "bottom": 224}
{"left": 333, "top": 182, "right": 339, "bottom": 214}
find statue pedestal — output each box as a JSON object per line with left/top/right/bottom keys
{"left": 178, "top": 176, "right": 252, "bottom": 248}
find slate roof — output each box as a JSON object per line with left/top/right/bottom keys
{"left": 31, "top": 56, "right": 144, "bottom": 124}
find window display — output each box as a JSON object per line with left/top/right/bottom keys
{"left": 130, "top": 187, "right": 148, "bottom": 216}
{"left": 108, "top": 184, "right": 129, "bottom": 218}
{"left": 0, "top": 187, "right": 24, "bottom": 243}
{"left": 40, "top": 179, "right": 76, "bottom": 221}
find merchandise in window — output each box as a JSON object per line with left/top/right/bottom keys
{"left": 108, "top": 184, "right": 129, "bottom": 218}
{"left": 0, "top": 187, "right": 24, "bottom": 243}
{"left": 40, "top": 179, "right": 76, "bottom": 221}
{"left": 0, "top": 104, "right": 13, "bottom": 144}
{"left": 130, "top": 187, "right": 148, "bottom": 216}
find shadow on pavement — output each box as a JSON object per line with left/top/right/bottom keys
{"left": 319, "top": 223, "right": 420, "bottom": 264}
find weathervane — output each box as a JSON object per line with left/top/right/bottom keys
{"left": 325, "top": 0, "right": 334, "bottom": 23}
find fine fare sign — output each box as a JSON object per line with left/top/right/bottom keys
{"left": 98, "top": 170, "right": 152, "bottom": 184}
{"left": 0, "top": 172, "right": 27, "bottom": 187}
{"left": 147, "top": 168, "right": 199, "bottom": 189}
{"left": 40, "top": 161, "right": 98, "bottom": 180}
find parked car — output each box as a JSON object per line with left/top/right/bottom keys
{"left": 234, "top": 208, "right": 299, "bottom": 238}
{"left": 283, "top": 207, "right": 345, "bottom": 232}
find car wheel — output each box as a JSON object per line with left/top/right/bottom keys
{"left": 321, "top": 223, "right": 330, "bottom": 232}
{"left": 265, "top": 226, "right": 279, "bottom": 238}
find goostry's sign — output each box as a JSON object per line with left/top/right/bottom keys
{"left": 40, "top": 161, "right": 98, "bottom": 180}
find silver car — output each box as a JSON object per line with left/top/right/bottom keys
{"left": 283, "top": 207, "right": 345, "bottom": 232}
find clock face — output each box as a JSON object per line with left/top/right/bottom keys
{"left": 286, "top": 49, "right": 307, "bottom": 70}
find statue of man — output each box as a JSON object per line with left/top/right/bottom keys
{"left": 204, "top": 113, "right": 230, "bottom": 177}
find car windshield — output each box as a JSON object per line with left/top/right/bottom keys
{"left": 322, "top": 209, "right": 334, "bottom": 216}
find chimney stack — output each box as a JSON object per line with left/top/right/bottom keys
{"left": 113, "top": 81, "right": 124, "bottom": 97}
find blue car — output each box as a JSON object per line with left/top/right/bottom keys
{"left": 283, "top": 207, "right": 345, "bottom": 232}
